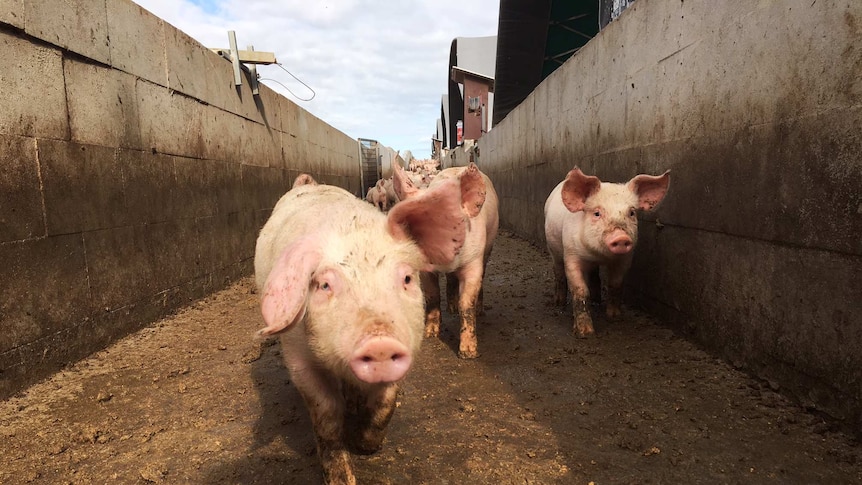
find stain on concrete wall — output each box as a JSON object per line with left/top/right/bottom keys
{"left": 474, "top": 0, "right": 862, "bottom": 431}
{"left": 0, "top": 0, "right": 360, "bottom": 398}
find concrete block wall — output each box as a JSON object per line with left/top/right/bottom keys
{"left": 477, "top": 0, "right": 862, "bottom": 430}
{"left": 0, "top": 0, "right": 360, "bottom": 399}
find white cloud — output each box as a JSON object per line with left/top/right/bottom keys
{"left": 133, "top": 0, "right": 499, "bottom": 159}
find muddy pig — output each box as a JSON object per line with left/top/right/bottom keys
{"left": 255, "top": 173, "right": 470, "bottom": 484}
{"left": 544, "top": 167, "right": 670, "bottom": 337}
{"left": 393, "top": 162, "right": 499, "bottom": 358}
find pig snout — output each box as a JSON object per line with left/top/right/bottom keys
{"left": 350, "top": 336, "right": 413, "bottom": 384}
{"left": 605, "top": 229, "right": 634, "bottom": 255}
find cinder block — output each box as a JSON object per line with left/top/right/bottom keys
{"left": 201, "top": 104, "right": 244, "bottom": 164}
{"left": 0, "top": 33, "right": 67, "bottom": 139}
{"left": 171, "top": 156, "right": 242, "bottom": 219}
{"left": 137, "top": 79, "right": 204, "bottom": 158}
{"left": 0, "top": 134, "right": 44, "bottom": 242}
{"left": 195, "top": 211, "right": 255, "bottom": 276}
{"left": 64, "top": 59, "right": 142, "bottom": 150}
{"left": 202, "top": 49, "right": 239, "bottom": 113}
{"left": 241, "top": 164, "right": 288, "bottom": 211}
{"left": 85, "top": 221, "right": 200, "bottom": 312}
{"left": 120, "top": 149, "right": 176, "bottom": 224}
{"left": 165, "top": 26, "right": 209, "bottom": 102}
{"left": 0, "top": 235, "right": 89, "bottom": 353}
{"left": 241, "top": 120, "right": 279, "bottom": 167}
{"left": 256, "top": 84, "right": 285, "bottom": 133}
{"left": 39, "top": 139, "right": 125, "bottom": 235}
{"left": 24, "top": 0, "right": 110, "bottom": 64}
{"left": 0, "top": 0, "right": 23, "bottom": 29}
{"left": 106, "top": 0, "right": 166, "bottom": 86}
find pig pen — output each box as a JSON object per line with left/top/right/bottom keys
{"left": 1, "top": 231, "right": 859, "bottom": 484}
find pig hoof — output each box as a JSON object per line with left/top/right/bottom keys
{"left": 351, "top": 440, "right": 384, "bottom": 455}
{"left": 575, "top": 329, "right": 596, "bottom": 339}
{"left": 458, "top": 348, "right": 479, "bottom": 359}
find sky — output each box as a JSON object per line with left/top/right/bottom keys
{"left": 132, "top": 0, "right": 500, "bottom": 160}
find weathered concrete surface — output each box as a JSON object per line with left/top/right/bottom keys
{"left": 476, "top": 0, "right": 862, "bottom": 432}
{"left": 0, "top": 1, "right": 361, "bottom": 399}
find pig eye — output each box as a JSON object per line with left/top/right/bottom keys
{"left": 320, "top": 282, "right": 331, "bottom": 291}
{"left": 404, "top": 275, "right": 412, "bottom": 285}
{"left": 593, "top": 209, "right": 601, "bottom": 218}
{"left": 629, "top": 208, "right": 636, "bottom": 217}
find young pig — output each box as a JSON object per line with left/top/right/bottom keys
{"left": 364, "top": 179, "right": 389, "bottom": 211}
{"left": 255, "top": 173, "right": 470, "bottom": 484}
{"left": 544, "top": 167, "right": 670, "bottom": 337}
{"left": 393, "top": 162, "right": 499, "bottom": 359}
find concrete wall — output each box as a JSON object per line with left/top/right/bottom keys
{"left": 475, "top": 0, "right": 862, "bottom": 430}
{"left": 0, "top": 0, "right": 360, "bottom": 399}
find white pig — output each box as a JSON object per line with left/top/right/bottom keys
{"left": 393, "top": 162, "right": 499, "bottom": 359}
{"left": 255, "top": 173, "right": 470, "bottom": 484}
{"left": 364, "top": 179, "right": 389, "bottom": 212}
{"left": 544, "top": 167, "right": 670, "bottom": 337}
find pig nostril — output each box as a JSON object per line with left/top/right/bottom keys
{"left": 361, "top": 356, "right": 373, "bottom": 363}
{"left": 391, "top": 353, "right": 404, "bottom": 362}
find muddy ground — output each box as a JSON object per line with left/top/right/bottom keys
{"left": 1, "top": 231, "right": 860, "bottom": 484}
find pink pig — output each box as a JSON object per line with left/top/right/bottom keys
{"left": 364, "top": 179, "right": 389, "bottom": 212}
{"left": 393, "top": 162, "right": 499, "bottom": 359}
{"left": 544, "top": 167, "right": 670, "bottom": 337}
{"left": 254, "top": 173, "right": 470, "bottom": 484}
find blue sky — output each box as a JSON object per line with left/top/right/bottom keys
{"left": 132, "top": 0, "right": 500, "bottom": 159}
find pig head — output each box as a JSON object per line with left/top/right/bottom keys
{"left": 254, "top": 174, "right": 468, "bottom": 484}
{"left": 544, "top": 167, "right": 670, "bottom": 337}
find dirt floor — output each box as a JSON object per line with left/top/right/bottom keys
{"left": 1, "top": 231, "right": 860, "bottom": 484}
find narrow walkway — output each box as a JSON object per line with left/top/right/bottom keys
{"left": 1, "top": 232, "right": 859, "bottom": 484}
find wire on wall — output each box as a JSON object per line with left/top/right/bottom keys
{"left": 259, "top": 63, "right": 316, "bottom": 102}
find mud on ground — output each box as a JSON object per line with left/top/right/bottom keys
{"left": 1, "top": 231, "right": 860, "bottom": 484}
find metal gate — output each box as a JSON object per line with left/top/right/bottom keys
{"left": 358, "top": 138, "right": 381, "bottom": 198}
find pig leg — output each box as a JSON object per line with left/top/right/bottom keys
{"left": 551, "top": 253, "right": 568, "bottom": 306}
{"left": 445, "top": 273, "right": 459, "bottom": 314}
{"left": 564, "top": 258, "right": 595, "bottom": 338}
{"left": 345, "top": 383, "right": 399, "bottom": 455}
{"left": 421, "top": 271, "right": 442, "bottom": 338}
{"left": 455, "top": 259, "right": 485, "bottom": 358}
{"left": 604, "top": 260, "right": 631, "bottom": 319}
{"left": 288, "top": 362, "right": 355, "bottom": 485}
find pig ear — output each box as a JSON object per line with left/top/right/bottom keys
{"left": 561, "top": 168, "right": 602, "bottom": 213}
{"left": 460, "top": 163, "right": 486, "bottom": 217}
{"left": 387, "top": 177, "right": 466, "bottom": 266}
{"left": 627, "top": 170, "right": 671, "bottom": 211}
{"left": 292, "top": 173, "right": 317, "bottom": 189}
{"left": 258, "top": 236, "right": 322, "bottom": 337}
{"left": 393, "top": 163, "right": 419, "bottom": 201}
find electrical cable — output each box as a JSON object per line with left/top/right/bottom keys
{"left": 259, "top": 62, "right": 316, "bottom": 101}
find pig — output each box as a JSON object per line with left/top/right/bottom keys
{"left": 544, "top": 167, "right": 670, "bottom": 337}
{"left": 255, "top": 173, "right": 471, "bottom": 484}
{"left": 382, "top": 177, "right": 399, "bottom": 207}
{"left": 364, "top": 179, "right": 389, "bottom": 211}
{"left": 393, "top": 162, "right": 499, "bottom": 359}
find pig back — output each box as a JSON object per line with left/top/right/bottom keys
{"left": 544, "top": 181, "right": 583, "bottom": 260}
{"left": 254, "top": 184, "right": 371, "bottom": 291}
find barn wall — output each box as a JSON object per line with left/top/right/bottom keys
{"left": 475, "top": 0, "right": 862, "bottom": 428}
{"left": 0, "top": 0, "right": 360, "bottom": 398}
